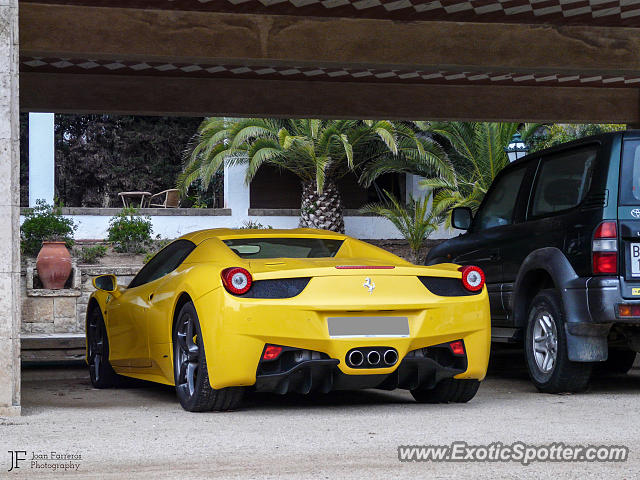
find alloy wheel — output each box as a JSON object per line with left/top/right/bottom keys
{"left": 175, "top": 313, "right": 200, "bottom": 398}
{"left": 532, "top": 311, "right": 558, "bottom": 374}
{"left": 87, "top": 312, "right": 104, "bottom": 383}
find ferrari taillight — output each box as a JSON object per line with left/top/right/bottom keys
{"left": 449, "top": 340, "right": 465, "bottom": 356}
{"left": 262, "top": 345, "right": 283, "bottom": 361}
{"left": 458, "top": 265, "right": 485, "bottom": 292}
{"left": 221, "top": 267, "right": 252, "bottom": 295}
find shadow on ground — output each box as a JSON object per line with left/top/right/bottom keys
{"left": 19, "top": 343, "right": 640, "bottom": 414}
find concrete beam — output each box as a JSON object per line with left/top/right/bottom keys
{"left": 0, "top": 0, "right": 21, "bottom": 417}
{"left": 19, "top": 3, "right": 640, "bottom": 77}
{"left": 20, "top": 72, "right": 640, "bottom": 124}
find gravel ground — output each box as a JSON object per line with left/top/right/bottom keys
{"left": 2, "top": 346, "right": 639, "bottom": 479}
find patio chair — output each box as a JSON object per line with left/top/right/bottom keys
{"left": 148, "top": 189, "right": 180, "bottom": 208}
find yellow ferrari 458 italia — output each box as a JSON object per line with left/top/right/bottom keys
{"left": 86, "top": 228, "right": 490, "bottom": 411}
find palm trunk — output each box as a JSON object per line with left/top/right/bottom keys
{"left": 409, "top": 248, "right": 422, "bottom": 265}
{"left": 299, "top": 181, "right": 345, "bottom": 233}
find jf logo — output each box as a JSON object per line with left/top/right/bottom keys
{"left": 7, "top": 451, "right": 26, "bottom": 472}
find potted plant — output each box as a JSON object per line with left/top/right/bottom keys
{"left": 21, "top": 200, "right": 77, "bottom": 289}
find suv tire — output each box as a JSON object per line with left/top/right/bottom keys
{"left": 524, "top": 289, "right": 592, "bottom": 393}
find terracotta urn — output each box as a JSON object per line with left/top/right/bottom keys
{"left": 36, "top": 241, "right": 72, "bottom": 290}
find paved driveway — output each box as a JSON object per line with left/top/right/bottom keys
{"left": 2, "top": 346, "right": 639, "bottom": 479}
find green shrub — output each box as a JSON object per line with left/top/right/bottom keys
{"left": 77, "top": 245, "right": 108, "bottom": 264}
{"left": 20, "top": 200, "right": 77, "bottom": 257}
{"left": 239, "top": 220, "right": 273, "bottom": 229}
{"left": 107, "top": 208, "right": 153, "bottom": 253}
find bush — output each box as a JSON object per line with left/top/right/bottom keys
{"left": 239, "top": 220, "right": 273, "bottom": 229}
{"left": 21, "top": 200, "right": 77, "bottom": 257}
{"left": 77, "top": 245, "right": 107, "bottom": 264}
{"left": 107, "top": 208, "right": 153, "bottom": 253}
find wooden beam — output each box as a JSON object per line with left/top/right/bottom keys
{"left": 19, "top": 3, "right": 640, "bottom": 76}
{"left": 20, "top": 72, "right": 640, "bottom": 123}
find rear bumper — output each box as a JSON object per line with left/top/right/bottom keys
{"left": 565, "top": 276, "right": 636, "bottom": 324}
{"left": 254, "top": 344, "right": 468, "bottom": 394}
{"left": 563, "top": 276, "right": 638, "bottom": 361}
{"left": 193, "top": 286, "right": 491, "bottom": 389}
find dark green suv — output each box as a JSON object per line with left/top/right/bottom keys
{"left": 427, "top": 131, "right": 640, "bottom": 393}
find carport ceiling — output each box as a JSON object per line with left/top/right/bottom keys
{"left": 18, "top": 1, "right": 640, "bottom": 122}
{"left": 20, "top": 0, "right": 640, "bottom": 26}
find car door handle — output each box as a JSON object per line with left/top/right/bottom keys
{"left": 148, "top": 293, "right": 154, "bottom": 301}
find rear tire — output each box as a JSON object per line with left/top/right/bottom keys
{"left": 411, "top": 378, "right": 480, "bottom": 404}
{"left": 603, "top": 349, "right": 637, "bottom": 374}
{"left": 173, "top": 302, "right": 244, "bottom": 412}
{"left": 86, "top": 306, "right": 121, "bottom": 388}
{"left": 524, "top": 289, "right": 592, "bottom": 393}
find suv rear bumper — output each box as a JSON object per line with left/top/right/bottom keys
{"left": 563, "top": 276, "right": 635, "bottom": 361}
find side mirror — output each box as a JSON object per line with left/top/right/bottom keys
{"left": 452, "top": 207, "right": 473, "bottom": 230}
{"left": 93, "top": 274, "right": 118, "bottom": 293}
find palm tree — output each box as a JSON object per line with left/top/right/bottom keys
{"left": 419, "top": 122, "right": 542, "bottom": 227}
{"left": 359, "top": 125, "right": 455, "bottom": 188}
{"left": 180, "top": 118, "right": 441, "bottom": 232}
{"left": 361, "top": 190, "right": 444, "bottom": 264}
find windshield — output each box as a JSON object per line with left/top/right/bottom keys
{"left": 223, "top": 238, "right": 344, "bottom": 259}
{"left": 621, "top": 139, "right": 640, "bottom": 204}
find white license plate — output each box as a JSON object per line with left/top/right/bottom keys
{"left": 631, "top": 243, "right": 640, "bottom": 276}
{"left": 327, "top": 316, "right": 410, "bottom": 338}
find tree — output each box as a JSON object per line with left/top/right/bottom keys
{"left": 22, "top": 114, "right": 205, "bottom": 207}
{"left": 361, "top": 190, "right": 444, "bottom": 264}
{"left": 420, "top": 122, "right": 542, "bottom": 227}
{"left": 528, "top": 123, "right": 625, "bottom": 152}
{"left": 180, "top": 118, "right": 440, "bottom": 232}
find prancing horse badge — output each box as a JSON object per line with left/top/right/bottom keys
{"left": 363, "top": 277, "right": 375, "bottom": 294}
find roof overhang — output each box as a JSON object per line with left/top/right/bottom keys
{"left": 18, "top": 1, "right": 640, "bottom": 122}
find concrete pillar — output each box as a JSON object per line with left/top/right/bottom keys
{"left": 406, "top": 174, "right": 428, "bottom": 201}
{"left": 224, "top": 163, "right": 250, "bottom": 221}
{"left": 0, "top": 0, "right": 21, "bottom": 416}
{"left": 28, "top": 112, "right": 55, "bottom": 206}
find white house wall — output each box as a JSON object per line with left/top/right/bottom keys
{"left": 21, "top": 213, "right": 455, "bottom": 240}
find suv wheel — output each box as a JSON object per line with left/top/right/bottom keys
{"left": 524, "top": 289, "right": 592, "bottom": 393}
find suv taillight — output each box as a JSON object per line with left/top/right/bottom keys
{"left": 593, "top": 221, "right": 618, "bottom": 275}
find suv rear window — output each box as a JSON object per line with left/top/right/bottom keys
{"left": 530, "top": 146, "right": 597, "bottom": 217}
{"left": 620, "top": 139, "right": 640, "bottom": 204}
{"left": 223, "top": 238, "right": 343, "bottom": 259}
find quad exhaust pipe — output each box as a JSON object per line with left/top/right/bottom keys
{"left": 367, "top": 350, "right": 381, "bottom": 366}
{"left": 383, "top": 349, "right": 398, "bottom": 366}
{"left": 346, "top": 348, "right": 398, "bottom": 368}
{"left": 347, "top": 349, "right": 364, "bottom": 367}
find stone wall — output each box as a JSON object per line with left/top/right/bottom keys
{"left": 20, "top": 265, "right": 139, "bottom": 336}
